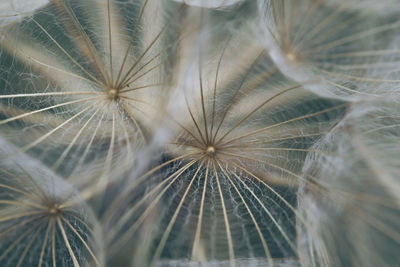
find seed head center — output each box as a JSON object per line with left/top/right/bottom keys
{"left": 286, "top": 52, "right": 297, "bottom": 62}
{"left": 48, "top": 205, "right": 61, "bottom": 216}
{"left": 108, "top": 88, "right": 119, "bottom": 99}
{"left": 205, "top": 146, "right": 216, "bottom": 156}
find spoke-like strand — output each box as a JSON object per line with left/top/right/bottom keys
{"left": 320, "top": 68, "right": 400, "bottom": 84}
{"left": 118, "top": 95, "right": 150, "bottom": 105}
{"left": 213, "top": 160, "right": 235, "bottom": 266}
{"left": 123, "top": 54, "right": 169, "bottom": 88}
{"left": 294, "top": 3, "right": 346, "bottom": 51}
{"left": 56, "top": 217, "right": 79, "bottom": 267}
{"left": 0, "top": 200, "right": 43, "bottom": 209}
{"left": 119, "top": 83, "right": 164, "bottom": 93}
{"left": 218, "top": 162, "right": 273, "bottom": 266}
{"left": 0, "top": 91, "right": 101, "bottom": 99}
{"left": 52, "top": 102, "right": 103, "bottom": 170}
{"left": 16, "top": 222, "right": 44, "bottom": 267}
{"left": 231, "top": 171, "right": 297, "bottom": 255}
{"left": 102, "top": 153, "right": 199, "bottom": 221}
{"left": 289, "top": 0, "right": 320, "bottom": 47}
{"left": 304, "top": 21, "right": 400, "bottom": 54}
{"left": 51, "top": 219, "right": 56, "bottom": 267}
{"left": 110, "top": 159, "right": 199, "bottom": 255}
{"left": 184, "top": 92, "right": 207, "bottom": 145}
{"left": 219, "top": 132, "right": 324, "bottom": 149}
{"left": 17, "top": 101, "right": 99, "bottom": 156}
{"left": 62, "top": 216, "right": 101, "bottom": 266}
{"left": 221, "top": 151, "right": 307, "bottom": 185}
{"left": 191, "top": 159, "right": 210, "bottom": 261}
{"left": 212, "top": 51, "right": 266, "bottom": 143}
{"left": 0, "top": 183, "right": 38, "bottom": 202}
{"left": 0, "top": 211, "right": 42, "bottom": 223}
{"left": 325, "top": 80, "right": 379, "bottom": 96}
{"left": 221, "top": 103, "right": 347, "bottom": 146}
{"left": 0, "top": 216, "right": 40, "bottom": 239}
{"left": 117, "top": 101, "right": 147, "bottom": 144}
{"left": 172, "top": 119, "right": 204, "bottom": 147}
{"left": 38, "top": 220, "right": 52, "bottom": 267}
{"left": 109, "top": 159, "right": 198, "bottom": 244}
{"left": 150, "top": 159, "right": 205, "bottom": 266}
{"left": 0, "top": 96, "right": 99, "bottom": 126}
{"left": 198, "top": 56, "right": 209, "bottom": 143}
{"left": 116, "top": 108, "right": 134, "bottom": 164}
{"left": 210, "top": 39, "right": 230, "bottom": 138}
{"left": 235, "top": 147, "right": 326, "bottom": 154}
{"left": 0, "top": 218, "right": 41, "bottom": 260}
{"left": 16, "top": 166, "right": 51, "bottom": 203}
{"left": 354, "top": 208, "right": 400, "bottom": 243}
{"left": 107, "top": 0, "right": 114, "bottom": 84}
{"left": 115, "top": 0, "right": 150, "bottom": 85}
{"left": 32, "top": 19, "right": 104, "bottom": 86}
{"left": 123, "top": 57, "right": 169, "bottom": 89}
{"left": 320, "top": 49, "right": 400, "bottom": 59}
{"left": 216, "top": 84, "right": 301, "bottom": 144}
{"left": 62, "top": 0, "right": 111, "bottom": 85}
{"left": 233, "top": 163, "right": 311, "bottom": 228}
{"left": 22, "top": 54, "right": 103, "bottom": 88}
{"left": 71, "top": 108, "right": 106, "bottom": 178}
{"left": 97, "top": 107, "right": 116, "bottom": 191}
{"left": 117, "top": 5, "right": 184, "bottom": 88}
{"left": 119, "top": 35, "right": 183, "bottom": 86}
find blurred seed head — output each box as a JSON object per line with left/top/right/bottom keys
{"left": 0, "top": 0, "right": 399, "bottom": 266}
{"left": 0, "top": 139, "right": 104, "bottom": 267}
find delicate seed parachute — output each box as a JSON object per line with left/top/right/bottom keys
{"left": 0, "top": 0, "right": 399, "bottom": 267}
{"left": 299, "top": 98, "right": 400, "bottom": 266}
{"left": 0, "top": 0, "right": 187, "bottom": 195}
{"left": 104, "top": 20, "right": 347, "bottom": 265}
{"left": 257, "top": 0, "right": 400, "bottom": 100}
{"left": 0, "top": 138, "right": 104, "bottom": 266}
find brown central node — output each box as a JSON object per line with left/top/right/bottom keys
{"left": 108, "top": 88, "right": 119, "bottom": 99}
{"left": 286, "top": 52, "right": 297, "bottom": 62}
{"left": 205, "top": 146, "right": 216, "bottom": 156}
{"left": 48, "top": 205, "right": 61, "bottom": 216}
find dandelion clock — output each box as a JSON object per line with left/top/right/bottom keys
{"left": 0, "top": 0, "right": 186, "bottom": 192}
{"left": 0, "top": 138, "right": 104, "bottom": 266}
{"left": 104, "top": 12, "right": 349, "bottom": 265}
{"left": 298, "top": 99, "right": 400, "bottom": 267}
{"left": 257, "top": 0, "right": 400, "bottom": 100}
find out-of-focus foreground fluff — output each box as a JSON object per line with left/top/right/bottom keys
{"left": 0, "top": 0, "right": 398, "bottom": 266}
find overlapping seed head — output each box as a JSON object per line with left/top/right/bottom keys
{"left": 0, "top": 0, "right": 399, "bottom": 266}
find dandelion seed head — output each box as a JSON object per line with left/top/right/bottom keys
{"left": 0, "top": 0, "right": 399, "bottom": 266}
{"left": 258, "top": 0, "right": 400, "bottom": 100}
{"left": 103, "top": 16, "right": 350, "bottom": 263}
{"left": 0, "top": 140, "right": 104, "bottom": 267}
{"left": 0, "top": 0, "right": 189, "bottom": 195}
{"left": 298, "top": 98, "right": 400, "bottom": 266}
